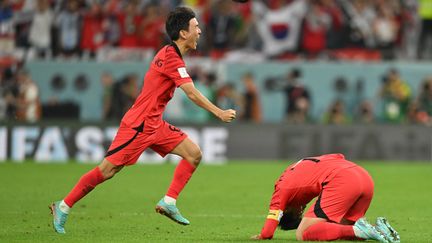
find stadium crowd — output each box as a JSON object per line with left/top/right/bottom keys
{"left": 0, "top": 0, "right": 430, "bottom": 60}
{"left": 1, "top": 0, "right": 432, "bottom": 124}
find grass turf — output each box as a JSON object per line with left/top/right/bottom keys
{"left": 0, "top": 161, "right": 431, "bottom": 242}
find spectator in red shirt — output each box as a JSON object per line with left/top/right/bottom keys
{"left": 117, "top": 1, "right": 142, "bottom": 48}
{"left": 138, "top": 4, "right": 165, "bottom": 50}
{"left": 301, "top": 1, "right": 331, "bottom": 57}
{"left": 80, "top": 2, "right": 105, "bottom": 57}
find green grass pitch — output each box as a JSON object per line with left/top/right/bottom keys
{"left": 0, "top": 161, "right": 431, "bottom": 242}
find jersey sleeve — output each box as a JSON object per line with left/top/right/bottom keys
{"left": 259, "top": 183, "right": 284, "bottom": 239}
{"left": 164, "top": 49, "right": 193, "bottom": 87}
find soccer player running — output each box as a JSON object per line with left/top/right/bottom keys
{"left": 252, "top": 153, "right": 400, "bottom": 243}
{"left": 50, "top": 7, "right": 236, "bottom": 234}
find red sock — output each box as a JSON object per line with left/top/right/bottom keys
{"left": 64, "top": 167, "right": 105, "bottom": 207}
{"left": 166, "top": 159, "right": 196, "bottom": 199}
{"left": 302, "top": 222, "right": 361, "bottom": 241}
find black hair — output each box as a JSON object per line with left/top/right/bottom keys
{"left": 165, "top": 7, "right": 196, "bottom": 41}
{"left": 278, "top": 210, "right": 302, "bottom": 231}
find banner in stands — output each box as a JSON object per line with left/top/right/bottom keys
{"left": 227, "top": 124, "right": 432, "bottom": 161}
{"left": 0, "top": 124, "right": 431, "bottom": 163}
{"left": 0, "top": 125, "right": 228, "bottom": 164}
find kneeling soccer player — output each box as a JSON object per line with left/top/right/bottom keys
{"left": 251, "top": 153, "right": 400, "bottom": 243}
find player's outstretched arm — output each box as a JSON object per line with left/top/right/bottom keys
{"left": 180, "top": 82, "right": 236, "bottom": 122}
{"left": 253, "top": 210, "right": 281, "bottom": 240}
{"left": 252, "top": 185, "right": 285, "bottom": 240}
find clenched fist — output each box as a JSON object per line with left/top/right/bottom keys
{"left": 218, "top": 109, "right": 236, "bottom": 123}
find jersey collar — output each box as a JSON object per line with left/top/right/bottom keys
{"left": 170, "top": 42, "right": 183, "bottom": 59}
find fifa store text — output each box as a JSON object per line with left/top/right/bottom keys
{"left": 0, "top": 126, "right": 228, "bottom": 164}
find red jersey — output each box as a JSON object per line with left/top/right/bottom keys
{"left": 117, "top": 13, "right": 142, "bottom": 47}
{"left": 270, "top": 153, "right": 358, "bottom": 210}
{"left": 260, "top": 153, "right": 366, "bottom": 239}
{"left": 121, "top": 44, "right": 192, "bottom": 130}
{"left": 80, "top": 14, "right": 104, "bottom": 51}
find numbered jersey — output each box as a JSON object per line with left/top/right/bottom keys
{"left": 285, "top": 153, "right": 357, "bottom": 184}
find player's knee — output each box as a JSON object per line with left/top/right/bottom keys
{"left": 101, "top": 170, "right": 115, "bottom": 180}
{"left": 188, "top": 149, "right": 202, "bottom": 166}
{"left": 100, "top": 165, "right": 123, "bottom": 180}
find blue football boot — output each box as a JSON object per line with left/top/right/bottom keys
{"left": 376, "top": 217, "right": 400, "bottom": 243}
{"left": 155, "top": 198, "right": 190, "bottom": 225}
{"left": 354, "top": 218, "right": 388, "bottom": 243}
{"left": 49, "top": 201, "right": 68, "bottom": 234}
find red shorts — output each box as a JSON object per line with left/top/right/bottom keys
{"left": 105, "top": 120, "right": 187, "bottom": 166}
{"left": 304, "top": 166, "right": 374, "bottom": 223}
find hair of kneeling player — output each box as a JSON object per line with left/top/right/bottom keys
{"left": 278, "top": 206, "right": 304, "bottom": 230}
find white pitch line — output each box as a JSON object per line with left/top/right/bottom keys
{"left": 6, "top": 211, "right": 265, "bottom": 218}
{"left": 192, "top": 214, "right": 264, "bottom": 218}
{"left": 118, "top": 212, "right": 264, "bottom": 218}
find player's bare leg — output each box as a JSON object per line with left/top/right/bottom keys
{"left": 296, "top": 216, "right": 327, "bottom": 240}
{"left": 50, "top": 159, "right": 123, "bottom": 233}
{"left": 155, "top": 138, "right": 201, "bottom": 225}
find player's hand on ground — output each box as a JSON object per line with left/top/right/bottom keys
{"left": 250, "top": 234, "right": 264, "bottom": 240}
{"left": 218, "top": 109, "right": 236, "bottom": 123}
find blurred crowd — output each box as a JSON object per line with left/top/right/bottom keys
{"left": 0, "top": 67, "right": 40, "bottom": 122}
{"left": 85, "top": 65, "right": 432, "bottom": 127}
{"left": 2, "top": 63, "right": 432, "bottom": 126}
{"left": 178, "top": 67, "right": 432, "bottom": 126}
{"left": 274, "top": 67, "right": 432, "bottom": 126}
{"left": 1, "top": 0, "right": 432, "bottom": 125}
{"left": 0, "top": 0, "right": 431, "bottom": 61}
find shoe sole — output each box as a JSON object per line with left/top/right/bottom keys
{"left": 377, "top": 218, "right": 400, "bottom": 243}
{"left": 49, "top": 203, "right": 65, "bottom": 234}
{"left": 155, "top": 205, "right": 189, "bottom": 226}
